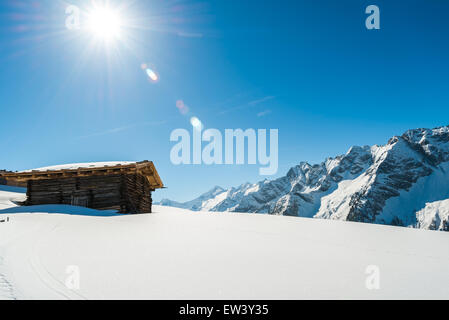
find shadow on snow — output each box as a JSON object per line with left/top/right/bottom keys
{"left": 0, "top": 185, "right": 27, "bottom": 194}
{"left": 0, "top": 205, "right": 119, "bottom": 217}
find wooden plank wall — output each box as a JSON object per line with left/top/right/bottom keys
{"left": 25, "top": 174, "right": 154, "bottom": 214}
{"left": 27, "top": 175, "right": 123, "bottom": 211}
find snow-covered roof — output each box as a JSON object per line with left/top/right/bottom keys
{"left": 1, "top": 161, "right": 164, "bottom": 189}
{"left": 20, "top": 161, "right": 136, "bottom": 173}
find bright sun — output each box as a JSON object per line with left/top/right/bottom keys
{"left": 87, "top": 6, "right": 123, "bottom": 40}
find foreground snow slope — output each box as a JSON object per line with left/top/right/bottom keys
{"left": 0, "top": 189, "right": 449, "bottom": 299}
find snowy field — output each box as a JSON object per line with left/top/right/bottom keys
{"left": 0, "top": 186, "right": 448, "bottom": 300}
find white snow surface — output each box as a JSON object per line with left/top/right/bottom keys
{"left": 1, "top": 187, "right": 449, "bottom": 300}
{"left": 20, "top": 161, "right": 136, "bottom": 173}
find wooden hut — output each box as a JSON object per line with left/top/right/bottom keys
{"left": 0, "top": 161, "right": 164, "bottom": 214}
{"left": 0, "top": 171, "right": 7, "bottom": 186}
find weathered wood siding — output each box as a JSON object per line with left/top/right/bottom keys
{"left": 123, "top": 174, "right": 153, "bottom": 213}
{"left": 26, "top": 174, "right": 153, "bottom": 214}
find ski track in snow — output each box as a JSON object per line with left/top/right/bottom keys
{"left": 1, "top": 218, "right": 87, "bottom": 300}
{"left": 0, "top": 217, "right": 16, "bottom": 300}
{"left": 0, "top": 187, "right": 86, "bottom": 300}
{"left": 0, "top": 259, "right": 16, "bottom": 300}
{"left": 27, "top": 224, "right": 87, "bottom": 300}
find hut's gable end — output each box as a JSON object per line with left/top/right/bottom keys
{"left": 122, "top": 174, "right": 154, "bottom": 214}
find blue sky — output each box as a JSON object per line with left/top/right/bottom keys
{"left": 0, "top": 0, "right": 448, "bottom": 202}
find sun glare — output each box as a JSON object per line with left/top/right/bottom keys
{"left": 87, "top": 6, "right": 123, "bottom": 40}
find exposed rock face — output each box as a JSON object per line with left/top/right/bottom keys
{"left": 159, "top": 125, "right": 449, "bottom": 230}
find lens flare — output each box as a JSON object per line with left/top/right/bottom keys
{"left": 190, "top": 116, "right": 202, "bottom": 129}
{"left": 176, "top": 100, "right": 189, "bottom": 114}
{"left": 146, "top": 68, "right": 159, "bottom": 82}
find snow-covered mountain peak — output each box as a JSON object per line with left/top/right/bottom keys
{"left": 207, "top": 185, "right": 226, "bottom": 195}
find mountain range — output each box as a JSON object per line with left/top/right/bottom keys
{"left": 158, "top": 125, "right": 449, "bottom": 231}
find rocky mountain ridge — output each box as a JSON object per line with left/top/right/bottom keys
{"left": 159, "top": 125, "right": 449, "bottom": 230}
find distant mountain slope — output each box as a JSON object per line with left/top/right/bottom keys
{"left": 159, "top": 125, "right": 449, "bottom": 230}
{"left": 416, "top": 199, "right": 449, "bottom": 231}
{"left": 158, "top": 186, "right": 226, "bottom": 211}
